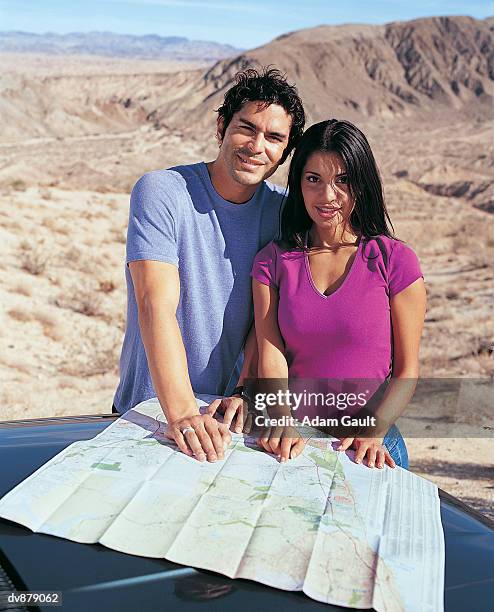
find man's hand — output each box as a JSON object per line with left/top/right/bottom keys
{"left": 166, "top": 413, "right": 231, "bottom": 462}
{"left": 258, "top": 426, "right": 307, "bottom": 462}
{"left": 336, "top": 437, "right": 396, "bottom": 469}
{"left": 207, "top": 396, "right": 249, "bottom": 433}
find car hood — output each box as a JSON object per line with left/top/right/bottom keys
{"left": 0, "top": 414, "right": 493, "bottom": 612}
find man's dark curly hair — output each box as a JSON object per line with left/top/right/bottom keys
{"left": 216, "top": 67, "right": 305, "bottom": 163}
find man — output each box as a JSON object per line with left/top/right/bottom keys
{"left": 113, "top": 67, "right": 305, "bottom": 462}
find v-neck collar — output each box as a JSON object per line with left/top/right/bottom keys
{"left": 303, "top": 231, "right": 362, "bottom": 299}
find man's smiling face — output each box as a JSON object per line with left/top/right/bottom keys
{"left": 216, "top": 100, "right": 292, "bottom": 188}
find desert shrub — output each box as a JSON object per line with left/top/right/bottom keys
{"left": 39, "top": 187, "right": 52, "bottom": 200}
{"left": 59, "top": 326, "right": 121, "bottom": 377}
{"left": 42, "top": 216, "right": 70, "bottom": 235}
{"left": 20, "top": 244, "right": 49, "bottom": 275}
{"left": 110, "top": 228, "right": 126, "bottom": 244}
{"left": 35, "top": 309, "right": 64, "bottom": 342}
{"left": 55, "top": 283, "right": 102, "bottom": 317}
{"left": 470, "top": 250, "right": 491, "bottom": 270}
{"left": 9, "top": 283, "right": 32, "bottom": 297}
{"left": 445, "top": 289, "right": 459, "bottom": 300}
{"left": 63, "top": 246, "right": 83, "bottom": 267}
{"left": 98, "top": 279, "right": 116, "bottom": 293}
{"left": 11, "top": 179, "right": 26, "bottom": 191}
{"left": 7, "top": 307, "right": 33, "bottom": 322}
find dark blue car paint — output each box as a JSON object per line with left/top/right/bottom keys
{"left": 0, "top": 414, "right": 493, "bottom": 612}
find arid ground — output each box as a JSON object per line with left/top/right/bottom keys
{"left": 1, "top": 16, "right": 493, "bottom": 518}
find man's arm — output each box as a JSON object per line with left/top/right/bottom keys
{"left": 208, "top": 286, "right": 288, "bottom": 434}
{"left": 208, "top": 323, "right": 259, "bottom": 434}
{"left": 129, "top": 260, "right": 231, "bottom": 462}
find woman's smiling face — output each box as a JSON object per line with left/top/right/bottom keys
{"left": 301, "top": 151, "right": 355, "bottom": 231}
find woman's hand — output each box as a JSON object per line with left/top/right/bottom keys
{"left": 336, "top": 437, "right": 396, "bottom": 469}
{"left": 207, "top": 396, "right": 249, "bottom": 433}
{"left": 257, "top": 426, "right": 307, "bottom": 462}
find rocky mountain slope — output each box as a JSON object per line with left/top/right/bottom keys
{"left": 2, "top": 16, "right": 492, "bottom": 211}
{"left": 173, "top": 16, "right": 494, "bottom": 124}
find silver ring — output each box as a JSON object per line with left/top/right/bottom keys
{"left": 181, "top": 426, "right": 195, "bottom": 435}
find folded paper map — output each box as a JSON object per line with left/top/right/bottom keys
{"left": 0, "top": 396, "right": 444, "bottom": 611}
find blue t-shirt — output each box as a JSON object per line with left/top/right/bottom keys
{"left": 113, "top": 162, "right": 285, "bottom": 413}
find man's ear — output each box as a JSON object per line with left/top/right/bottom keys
{"left": 216, "top": 116, "right": 225, "bottom": 146}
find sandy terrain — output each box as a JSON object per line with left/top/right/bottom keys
{"left": 0, "top": 53, "right": 210, "bottom": 76}
{"left": 0, "top": 18, "right": 493, "bottom": 519}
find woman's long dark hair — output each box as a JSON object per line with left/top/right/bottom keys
{"left": 280, "top": 119, "right": 395, "bottom": 249}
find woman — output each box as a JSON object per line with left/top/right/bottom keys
{"left": 251, "top": 119, "right": 426, "bottom": 469}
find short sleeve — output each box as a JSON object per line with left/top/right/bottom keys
{"left": 388, "top": 241, "right": 423, "bottom": 297}
{"left": 126, "top": 171, "right": 179, "bottom": 267}
{"left": 251, "top": 241, "right": 278, "bottom": 288}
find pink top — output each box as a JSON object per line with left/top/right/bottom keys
{"left": 251, "top": 235, "right": 423, "bottom": 382}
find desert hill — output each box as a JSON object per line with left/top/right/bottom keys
{"left": 4, "top": 16, "right": 494, "bottom": 137}
{"left": 168, "top": 16, "right": 494, "bottom": 126}
{"left": 1, "top": 16, "right": 493, "bottom": 211}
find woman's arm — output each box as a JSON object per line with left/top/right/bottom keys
{"left": 252, "top": 279, "right": 289, "bottom": 378}
{"left": 390, "top": 276, "right": 427, "bottom": 377}
{"left": 371, "top": 276, "right": 427, "bottom": 432}
{"left": 252, "top": 279, "right": 305, "bottom": 461}
{"left": 338, "top": 277, "right": 427, "bottom": 467}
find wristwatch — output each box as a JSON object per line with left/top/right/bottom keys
{"left": 230, "top": 385, "right": 252, "bottom": 406}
